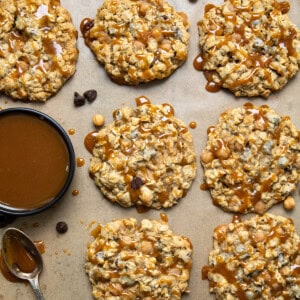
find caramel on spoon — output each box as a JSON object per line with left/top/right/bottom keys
{"left": 1, "top": 228, "right": 44, "bottom": 300}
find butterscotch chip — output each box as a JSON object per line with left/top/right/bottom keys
{"left": 200, "top": 103, "right": 300, "bottom": 214}
{"left": 0, "top": 0, "right": 78, "bottom": 102}
{"left": 89, "top": 96, "right": 196, "bottom": 209}
{"left": 197, "top": 0, "right": 300, "bottom": 98}
{"left": 81, "top": 0, "right": 189, "bottom": 85}
{"left": 86, "top": 217, "right": 193, "bottom": 299}
{"left": 202, "top": 214, "right": 300, "bottom": 299}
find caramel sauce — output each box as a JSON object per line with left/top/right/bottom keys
{"left": 204, "top": 216, "right": 299, "bottom": 297}
{"left": 8, "top": 32, "right": 27, "bottom": 52}
{"left": 157, "top": 191, "right": 170, "bottom": 203}
{"left": 34, "top": 240, "right": 45, "bottom": 254}
{"left": 189, "top": 121, "right": 197, "bottom": 129}
{"left": 200, "top": 183, "right": 209, "bottom": 190}
{"left": 32, "top": 58, "right": 48, "bottom": 74}
{"left": 43, "top": 38, "right": 62, "bottom": 56}
{"left": 135, "top": 204, "right": 150, "bottom": 214}
{"left": 68, "top": 128, "right": 75, "bottom": 135}
{"left": 0, "top": 113, "right": 70, "bottom": 209}
{"left": 201, "top": 265, "right": 212, "bottom": 280}
{"left": 291, "top": 264, "right": 300, "bottom": 276}
{"left": 80, "top": 18, "right": 94, "bottom": 40}
{"left": 267, "top": 227, "right": 289, "bottom": 243}
{"left": 214, "top": 224, "right": 228, "bottom": 243}
{"left": 162, "top": 103, "right": 174, "bottom": 116}
{"left": 207, "top": 126, "right": 216, "bottom": 135}
{"left": 246, "top": 107, "right": 267, "bottom": 128}
{"left": 206, "top": 81, "right": 221, "bottom": 93}
{"left": 72, "top": 189, "right": 79, "bottom": 196}
{"left": 0, "top": 251, "right": 20, "bottom": 282}
{"left": 275, "top": 1, "right": 290, "bottom": 14}
{"left": 193, "top": 53, "right": 205, "bottom": 71}
{"left": 160, "top": 213, "right": 168, "bottom": 223}
{"left": 135, "top": 95, "right": 151, "bottom": 106}
{"left": 137, "top": 30, "right": 150, "bottom": 45}
{"left": 232, "top": 215, "right": 241, "bottom": 223}
{"left": 194, "top": 1, "right": 296, "bottom": 94}
{"left": 209, "top": 262, "right": 247, "bottom": 299}
{"left": 205, "top": 4, "right": 216, "bottom": 13}
{"left": 76, "top": 157, "right": 85, "bottom": 167}
{"left": 84, "top": 131, "right": 98, "bottom": 154}
{"left": 0, "top": 239, "right": 45, "bottom": 283}
{"left": 90, "top": 224, "right": 102, "bottom": 239}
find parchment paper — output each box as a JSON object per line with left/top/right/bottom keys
{"left": 1, "top": 0, "right": 300, "bottom": 299}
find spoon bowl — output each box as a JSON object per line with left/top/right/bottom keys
{"left": 1, "top": 228, "right": 44, "bottom": 300}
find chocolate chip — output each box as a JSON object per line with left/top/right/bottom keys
{"left": 131, "top": 177, "right": 143, "bottom": 190}
{"left": 74, "top": 92, "right": 86, "bottom": 107}
{"left": 83, "top": 89, "right": 97, "bottom": 103}
{"left": 56, "top": 221, "right": 68, "bottom": 234}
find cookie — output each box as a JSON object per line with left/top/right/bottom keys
{"left": 81, "top": 0, "right": 189, "bottom": 85}
{"left": 0, "top": 0, "right": 78, "bottom": 101}
{"left": 202, "top": 214, "right": 300, "bottom": 299}
{"left": 200, "top": 102, "right": 300, "bottom": 214}
{"left": 86, "top": 216, "right": 193, "bottom": 299}
{"left": 196, "top": 0, "right": 300, "bottom": 98}
{"left": 89, "top": 96, "right": 196, "bottom": 209}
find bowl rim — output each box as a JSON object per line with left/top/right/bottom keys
{"left": 0, "top": 107, "right": 76, "bottom": 216}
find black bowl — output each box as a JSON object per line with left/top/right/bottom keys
{"left": 0, "top": 108, "right": 75, "bottom": 218}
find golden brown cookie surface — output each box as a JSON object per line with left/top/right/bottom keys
{"left": 86, "top": 217, "right": 193, "bottom": 299}
{"left": 203, "top": 214, "right": 300, "bottom": 299}
{"left": 81, "top": 0, "right": 189, "bottom": 85}
{"left": 201, "top": 103, "right": 300, "bottom": 214}
{"left": 89, "top": 96, "right": 196, "bottom": 209}
{"left": 197, "top": 0, "right": 300, "bottom": 98}
{"left": 0, "top": 0, "right": 78, "bottom": 101}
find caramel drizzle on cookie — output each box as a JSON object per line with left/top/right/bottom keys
{"left": 5, "top": 0, "right": 77, "bottom": 93}
{"left": 194, "top": 0, "right": 296, "bottom": 97}
{"left": 202, "top": 215, "right": 298, "bottom": 299}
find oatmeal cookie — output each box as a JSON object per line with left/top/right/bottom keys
{"left": 202, "top": 214, "right": 300, "bottom": 299}
{"left": 197, "top": 0, "right": 300, "bottom": 98}
{"left": 81, "top": 0, "right": 189, "bottom": 85}
{"left": 89, "top": 96, "right": 196, "bottom": 209}
{"left": 0, "top": 0, "right": 78, "bottom": 101}
{"left": 200, "top": 103, "right": 300, "bottom": 214}
{"left": 86, "top": 216, "right": 193, "bottom": 299}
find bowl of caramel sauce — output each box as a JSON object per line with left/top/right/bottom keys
{"left": 0, "top": 108, "right": 75, "bottom": 216}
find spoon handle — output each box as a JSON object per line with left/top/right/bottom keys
{"left": 28, "top": 276, "right": 45, "bottom": 300}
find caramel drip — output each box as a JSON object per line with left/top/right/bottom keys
{"left": 72, "top": 189, "right": 79, "bottom": 196}
{"left": 135, "top": 204, "right": 150, "bottom": 213}
{"left": 209, "top": 262, "right": 248, "bottom": 299}
{"left": 162, "top": 103, "right": 174, "bottom": 116}
{"left": 232, "top": 215, "right": 242, "bottom": 223}
{"left": 80, "top": 18, "right": 94, "bottom": 41}
{"left": 189, "top": 121, "right": 197, "bottom": 129}
{"left": 200, "top": 183, "right": 209, "bottom": 190}
{"left": 136, "top": 95, "right": 151, "bottom": 106}
{"left": 84, "top": 131, "right": 98, "bottom": 154}
{"left": 207, "top": 126, "right": 216, "bottom": 135}
{"left": 68, "top": 128, "right": 75, "bottom": 135}
{"left": 76, "top": 157, "right": 85, "bottom": 167}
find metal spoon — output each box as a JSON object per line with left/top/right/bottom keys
{"left": 1, "top": 228, "right": 44, "bottom": 300}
